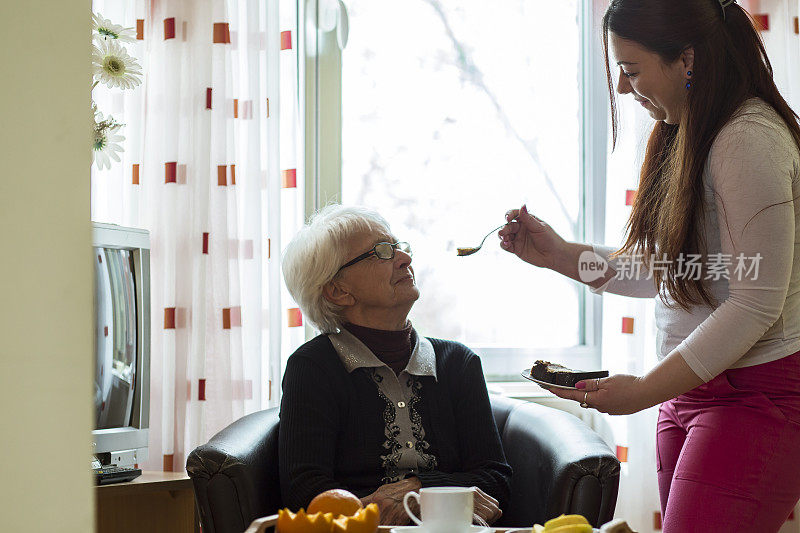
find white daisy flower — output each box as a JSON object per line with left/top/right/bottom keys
{"left": 92, "top": 13, "right": 136, "bottom": 43}
{"left": 92, "top": 111, "right": 125, "bottom": 170}
{"left": 92, "top": 39, "right": 143, "bottom": 90}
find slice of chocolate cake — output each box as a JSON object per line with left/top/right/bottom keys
{"left": 530, "top": 360, "right": 609, "bottom": 387}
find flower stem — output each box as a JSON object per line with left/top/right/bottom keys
{"left": 91, "top": 80, "right": 99, "bottom": 91}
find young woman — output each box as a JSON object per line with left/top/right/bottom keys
{"left": 499, "top": 0, "right": 800, "bottom": 531}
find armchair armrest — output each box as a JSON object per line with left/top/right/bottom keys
{"left": 186, "top": 407, "right": 282, "bottom": 533}
{"left": 494, "top": 398, "right": 620, "bottom": 527}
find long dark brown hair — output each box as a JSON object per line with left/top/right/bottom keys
{"left": 603, "top": 0, "right": 800, "bottom": 309}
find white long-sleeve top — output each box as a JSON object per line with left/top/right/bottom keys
{"left": 592, "top": 98, "right": 800, "bottom": 382}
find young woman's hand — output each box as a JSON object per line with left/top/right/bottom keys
{"left": 543, "top": 374, "right": 653, "bottom": 415}
{"left": 499, "top": 205, "right": 567, "bottom": 271}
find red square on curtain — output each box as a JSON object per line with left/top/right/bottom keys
{"left": 136, "top": 19, "right": 144, "bottom": 40}
{"left": 164, "top": 17, "right": 176, "bottom": 40}
{"left": 104, "top": 326, "right": 108, "bottom": 337}
{"left": 753, "top": 14, "right": 769, "bottom": 31}
{"left": 217, "top": 165, "right": 227, "bottom": 186}
{"left": 202, "top": 232, "right": 209, "bottom": 254}
{"left": 280, "top": 30, "right": 292, "bottom": 50}
{"left": 288, "top": 308, "right": 303, "bottom": 327}
{"left": 206, "top": 88, "right": 212, "bottom": 109}
{"left": 165, "top": 162, "right": 177, "bottom": 183}
{"left": 164, "top": 308, "right": 176, "bottom": 329}
{"left": 213, "top": 22, "right": 231, "bottom": 44}
{"left": 132, "top": 164, "right": 140, "bottom": 185}
{"left": 625, "top": 189, "right": 637, "bottom": 206}
{"left": 621, "top": 316, "right": 635, "bottom": 334}
{"left": 198, "top": 379, "right": 206, "bottom": 401}
{"left": 282, "top": 168, "right": 297, "bottom": 188}
{"left": 653, "top": 511, "right": 662, "bottom": 530}
{"left": 616, "top": 445, "right": 629, "bottom": 462}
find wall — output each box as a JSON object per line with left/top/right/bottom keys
{"left": 0, "top": 1, "right": 94, "bottom": 531}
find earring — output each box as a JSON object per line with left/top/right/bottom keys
{"left": 687, "top": 70, "right": 692, "bottom": 77}
{"left": 686, "top": 82, "right": 692, "bottom": 90}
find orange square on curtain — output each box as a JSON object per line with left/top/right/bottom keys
{"left": 136, "top": 19, "right": 144, "bottom": 40}
{"left": 164, "top": 17, "right": 176, "bottom": 40}
{"left": 288, "top": 308, "right": 303, "bottom": 327}
{"left": 625, "top": 189, "right": 636, "bottom": 206}
{"left": 165, "top": 162, "right": 177, "bottom": 183}
{"left": 213, "top": 22, "right": 231, "bottom": 43}
{"left": 753, "top": 13, "right": 769, "bottom": 31}
{"left": 794, "top": 17, "right": 799, "bottom": 34}
{"left": 621, "top": 316, "right": 635, "bottom": 334}
{"left": 282, "top": 168, "right": 297, "bottom": 188}
{"left": 132, "top": 164, "right": 140, "bottom": 185}
{"left": 163, "top": 454, "right": 174, "bottom": 472}
{"left": 616, "top": 445, "right": 628, "bottom": 462}
{"left": 233, "top": 98, "right": 239, "bottom": 118}
{"left": 231, "top": 164, "right": 236, "bottom": 185}
{"left": 267, "top": 238, "right": 271, "bottom": 259}
{"left": 280, "top": 30, "right": 292, "bottom": 50}
{"left": 164, "top": 307, "right": 176, "bottom": 329}
{"left": 217, "top": 165, "right": 227, "bottom": 186}
{"left": 265, "top": 98, "right": 270, "bottom": 118}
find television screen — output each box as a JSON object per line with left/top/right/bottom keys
{"left": 94, "top": 247, "right": 138, "bottom": 430}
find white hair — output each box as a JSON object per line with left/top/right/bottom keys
{"left": 282, "top": 204, "right": 393, "bottom": 333}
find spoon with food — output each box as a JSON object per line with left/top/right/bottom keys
{"left": 457, "top": 224, "right": 506, "bottom": 256}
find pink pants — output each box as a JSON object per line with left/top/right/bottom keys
{"left": 657, "top": 351, "right": 800, "bottom": 533}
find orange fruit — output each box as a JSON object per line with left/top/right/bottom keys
{"left": 276, "top": 508, "right": 334, "bottom": 533}
{"left": 331, "top": 503, "right": 380, "bottom": 533}
{"left": 307, "top": 488, "right": 363, "bottom": 518}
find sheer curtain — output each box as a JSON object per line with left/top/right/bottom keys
{"left": 90, "top": 0, "right": 304, "bottom": 473}
{"left": 600, "top": 1, "right": 800, "bottom": 531}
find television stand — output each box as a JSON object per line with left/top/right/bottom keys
{"left": 95, "top": 471, "right": 199, "bottom": 533}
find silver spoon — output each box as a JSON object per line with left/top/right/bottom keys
{"left": 457, "top": 224, "right": 506, "bottom": 256}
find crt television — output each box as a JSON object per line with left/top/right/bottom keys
{"left": 92, "top": 222, "right": 151, "bottom": 467}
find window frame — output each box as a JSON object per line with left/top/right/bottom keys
{"left": 300, "top": 0, "right": 609, "bottom": 386}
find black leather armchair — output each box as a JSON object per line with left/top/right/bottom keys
{"left": 187, "top": 394, "right": 619, "bottom": 532}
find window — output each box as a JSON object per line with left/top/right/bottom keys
{"left": 305, "top": 0, "right": 608, "bottom": 381}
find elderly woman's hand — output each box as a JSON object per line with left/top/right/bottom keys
{"left": 544, "top": 374, "right": 653, "bottom": 415}
{"left": 472, "top": 486, "right": 502, "bottom": 525}
{"left": 360, "top": 477, "right": 421, "bottom": 525}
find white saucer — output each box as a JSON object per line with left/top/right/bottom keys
{"left": 521, "top": 369, "right": 579, "bottom": 390}
{"left": 390, "top": 526, "right": 493, "bottom": 533}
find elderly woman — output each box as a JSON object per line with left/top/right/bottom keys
{"left": 279, "top": 204, "right": 512, "bottom": 526}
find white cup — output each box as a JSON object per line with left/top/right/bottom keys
{"left": 403, "top": 486, "right": 474, "bottom": 533}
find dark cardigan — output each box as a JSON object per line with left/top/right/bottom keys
{"left": 278, "top": 334, "right": 513, "bottom": 512}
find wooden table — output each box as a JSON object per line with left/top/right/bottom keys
{"left": 95, "top": 471, "right": 200, "bottom": 533}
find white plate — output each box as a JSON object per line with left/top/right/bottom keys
{"left": 390, "top": 526, "right": 493, "bottom": 533}
{"left": 521, "top": 369, "right": 579, "bottom": 390}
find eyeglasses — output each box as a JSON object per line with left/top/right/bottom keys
{"left": 337, "top": 241, "right": 412, "bottom": 273}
